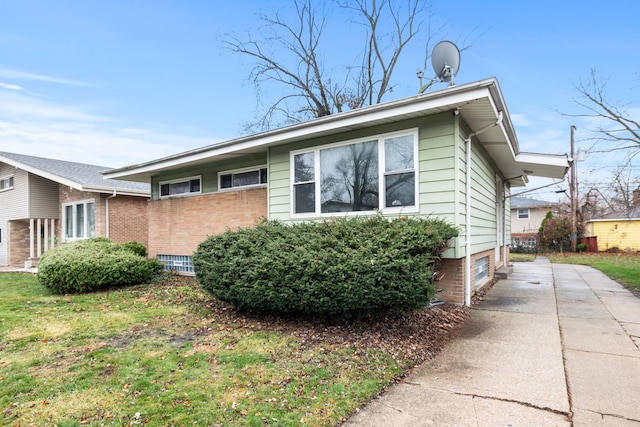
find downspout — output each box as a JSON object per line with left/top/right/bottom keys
{"left": 106, "top": 190, "right": 117, "bottom": 238}
{"left": 464, "top": 111, "right": 503, "bottom": 307}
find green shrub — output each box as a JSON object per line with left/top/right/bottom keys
{"left": 119, "top": 241, "right": 148, "bottom": 257}
{"left": 37, "top": 238, "right": 163, "bottom": 294}
{"left": 193, "top": 216, "right": 458, "bottom": 322}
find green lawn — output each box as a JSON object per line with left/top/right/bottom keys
{"left": 0, "top": 273, "right": 409, "bottom": 426}
{"left": 547, "top": 253, "right": 640, "bottom": 292}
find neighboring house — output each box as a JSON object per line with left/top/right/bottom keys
{"left": 0, "top": 152, "right": 150, "bottom": 267}
{"left": 104, "top": 78, "right": 569, "bottom": 305}
{"left": 510, "top": 196, "right": 558, "bottom": 233}
{"left": 584, "top": 191, "right": 640, "bottom": 251}
{"left": 510, "top": 196, "right": 559, "bottom": 250}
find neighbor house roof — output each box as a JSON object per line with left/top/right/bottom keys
{"left": 103, "top": 78, "right": 569, "bottom": 187}
{"left": 510, "top": 196, "right": 558, "bottom": 210}
{"left": 588, "top": 206, "right": 640, "bottom": 222}
{"left": 0, "top": 151, "right": 150, "bottom": 196}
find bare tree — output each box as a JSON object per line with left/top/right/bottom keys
{"left": 223, "top": 0, "right": 469, "bottom": 132}
{"left": 568, "top": 70, "right": 640, "bottom": 166}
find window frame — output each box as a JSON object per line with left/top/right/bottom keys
{"left": 290, "top": 129, "right": 419, "bottom": 217}
{"left": 62, "top": 199, "right": 96, "bottom": 241}
{"left": 0, "top": 175, "right": 14, "bottom": 192}
{"left": 218, "top": 165, "right": 268, "bottom": 191}
{"left": 517, "top": 208, "right": 530, "bottom": 220}
{"left": 158, "top": 175, "right": 202, "bottom": 199}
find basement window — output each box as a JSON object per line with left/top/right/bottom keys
{"left": 475, "top": 256, "right": 489, "bottom": 282}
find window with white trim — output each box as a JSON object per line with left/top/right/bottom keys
{"left": 292, "top": 130, "right": 417, "bottom": 215}
{"left": 517, "top": 208, "right": 530, "bottom": 220}
{"left": 0, "top": 175, "right": 14, "bottom": 191}
{"left": 219, "top": 167, "right": 267, "bottom": 190}
{"left": 62, "top": 200, "right": 95, "bottom": 240}
{"left": 159, "top": 176, "right": 201, "bottom": 198}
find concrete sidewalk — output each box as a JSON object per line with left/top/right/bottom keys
{"left": 343, "top": 258, "right": 640, "bottom": 426}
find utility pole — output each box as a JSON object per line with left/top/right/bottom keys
{"left": 569, "top": 125, "right": 577, "bottom": 252}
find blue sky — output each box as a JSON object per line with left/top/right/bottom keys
{"left": 1, "top": 1, "right": 638, "bottom": 201}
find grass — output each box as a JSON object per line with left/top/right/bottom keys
{"left": 547, "top": 252, "right": 640, "bottom": 292}
{"left": 0, "top": 273, "right": 406, "bottom": 426}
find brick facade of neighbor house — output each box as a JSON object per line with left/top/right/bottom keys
{"left": 147, "top": 187, "right": 267, "bottom": 259}
{"left": 59, "top": 187, "right": 149, "bottom": 247}
{"left": 59, "top": 187, "right": 108, "bottom": 238}
{"left": 436, "top": 247, "right": 507, "bottom": 305}
{"left": 8, "top": 219, "right": 30, "bottom": 266}
{"left": 106, "top": 195, "right": 149, "bottom": 247}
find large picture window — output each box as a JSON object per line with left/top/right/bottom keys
{"left": 63, "top": 200, "right": 95, "bottom": 240}
{"left": 292, "top": 130, "right": 418, "bottom": 216}
{"left": 159, "top": 176, "right": 201, "bottom": 198}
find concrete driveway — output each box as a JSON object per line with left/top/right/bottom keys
{"left": 343, "top": 258, "right": 640, "bottom": 426}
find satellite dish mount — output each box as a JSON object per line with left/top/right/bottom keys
{"left": 418, "top": 40, "right": 461, "bottom": 93}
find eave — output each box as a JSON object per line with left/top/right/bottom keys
{"left": 103, "top": 78, "right": 569, "bottom": 186}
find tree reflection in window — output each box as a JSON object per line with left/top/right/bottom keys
{"left": 384, "top": 135, "right": 415, "bottom": 208}
{"left": 320, "top": 140, "right": 378, "bottom": 212}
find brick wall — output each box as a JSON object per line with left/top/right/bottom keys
{"left": 107, "top": 195, "right": 149, "bottom": 247}
{"left": 8, "top": 219, "right": 29, "bottom": 266}
{"left": 436, "top": 247, "right": 506, "bottom": 305}
{"left": 147, "top": 188, "right": 267, "bottom": 258}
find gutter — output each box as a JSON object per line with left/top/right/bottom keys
{"left": 464, "top": 111, "right": 503, "bottom": 307}
{"left": 105, "top": 191, "right": 117, "bottom": 238}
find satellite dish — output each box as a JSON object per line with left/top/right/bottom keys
{"left": 431, "top": 40, "right": 460, "bottom": 84}
{"left": 417, "top": 40, "right": 461, "bottom": 93}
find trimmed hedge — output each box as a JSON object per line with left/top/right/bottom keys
{"left": 193, "top": 216, "right": 458, "bottom": 321}
{"left": 37, "top": 238, "right": 163, "bottom": 294}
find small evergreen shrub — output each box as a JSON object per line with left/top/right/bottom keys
{"left": 119, "top": 241, "right": 148, "bottom": 257}
{"left": 193, "top": 216, "right": 458, "bottom": 321}
{"left": 37, "top": 238, "right": 163, "bottom": 294}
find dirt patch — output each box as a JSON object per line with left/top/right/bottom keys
{"left": 193, "top": 287, "right": 470, "bottom": 368}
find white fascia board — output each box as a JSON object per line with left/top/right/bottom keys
{"left": 0, "top": 155, "right": 83, "bottom": 191}
{"left": 587, "top": 218, "right": 640, "bottom": 223}
{"left": 516, "top": 152, "right": 570, "bottom": 168}
{"left": 104, "top": 81, "right": 498, "bottom": 180}
{"left": 82, "top": 186, "right": 150, "bottom": 197}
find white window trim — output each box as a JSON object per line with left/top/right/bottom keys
{"left": 0, "top": 175, "right": 14, "bottom": 193}
{"left": 217, "top": 165, "right": 268, "bottom": 191}
{"left": 62, "top": 199, "right": 96, "bottom": 241}
{"left": 290, "top": 128, "right": 419, "bottom": 218}
{"left": 159, "top": 175, "right": 202, "bottom": 199}
{"left": 517, "top": 208, "right": 530, "bottom": 220}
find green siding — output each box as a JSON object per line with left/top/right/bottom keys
{"left": 150, "top": 153, "right": 267, "bottom": 200}
{"left": 469, "top": 138, "right": 499, "bottom": 254}
{"left": 268, "top": 113, "right": 462, "bottom": 225}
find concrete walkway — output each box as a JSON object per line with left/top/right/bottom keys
{"left": 344, "top": 258, "right": 640, "bottom": 426}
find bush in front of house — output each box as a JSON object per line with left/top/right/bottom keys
{"left": 119, "top": 241, "right": 148, "bottom": 257}
{"left": 193, "top": 216, "right": 458, "bottom": 322}
{"left": 37, "top": 238, "right": 163, "bottom": 294}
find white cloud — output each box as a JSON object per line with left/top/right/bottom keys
{"left": 0, "top": 76, "right": 215, "bottom": 168}
{"left": 0, "top": 82, "right": 23, "bottom": 90}
{"left": 0, "top": 67, "right": 91, "bottom": 87}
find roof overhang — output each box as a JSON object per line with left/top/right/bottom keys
{"left": 103, "top": 78, "right": 569, "bottom": 187}
{"left": 0, "top": 154, "right": 149, "bottom": 196}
